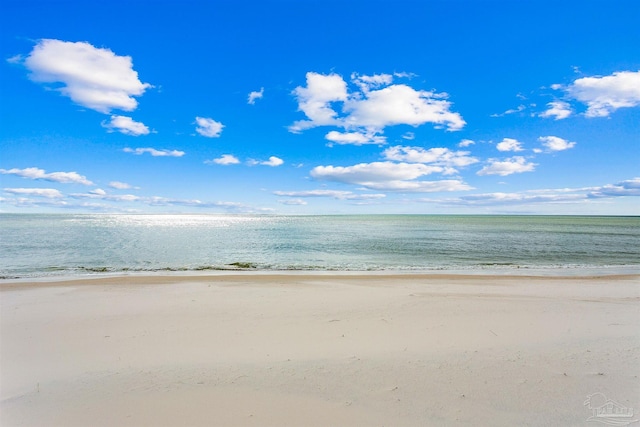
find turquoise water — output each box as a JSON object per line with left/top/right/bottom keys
{"left": 1, "top": 214, "right": 639, "bottom": 278}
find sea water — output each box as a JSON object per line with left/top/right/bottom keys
{"left": 1, "top": 214, "right": 638, "bottom": 278}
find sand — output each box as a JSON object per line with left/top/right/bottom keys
{"left": 1, "top": 272, "right": 639, "bottom": 426}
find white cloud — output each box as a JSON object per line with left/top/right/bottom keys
{"left": 450, "top": 191, "right": 586, "bottom": 206}
{"left": 195, "top": 117, "right": 224, "bottom": 138}
{"left": 325, "top": 130, "right": 385, "bottom": 146}
{"left": 206, "top": 154, "right": 240, "bottom": 165}
{"left": 491, "top": 104, "right": 526, "bottom": 117}
{"left": 289, "top": 72, "right": 349, "bottom": 132}
{"left": 361, "top": 179, "right": 473, "bottom": 192}
{"left": 289, "top": 71, "right": 465, "bottom": 135}
{"left": 556, "top": 70, "right": 640, "bottom": 117}
{"left": 108, "top": 181, "right": 133, "bottom": 190}
{"left": 477, "top": 157, "right": 536, "bottom": 176}
{"left": 274, "top": 189, "right": 385, "bottom": 200}
{"left": 588, "top": 177, "right": 640, "bottom": 197}
{"left": 248, "top": 87, "right": 264, "bottom": 104}
{"left": 383, "top": 146, "right": 478, "bottom": 171}
{"left": 102, "top": 115, "right": 150, "bottom": 136}
{"left": 21, "top": 39, "right": 151, "bottom": 113}
{"left": 71, "top": 189, "right": 140, "bottom": 202}
{"left": 123, "top": 147, "right": 185, "bottom": 157}
{"left": 343, "top": 84, "right": 465, "bottom": 131}
{"left": 4, "top": 188, "right": 63, "bottom": 198}
{"left": 310, "top": 161, "right": 473, "bottom": 193}
{"left": 0, "top": 167, "right": 93, "bottom": 185}
{"left": 277, "top": 198, "right": 308, "bottom": 205}
{"left": 420, "top": 178, "right": 640, "bottom": 207}
{"left": 248, "top": 156, "right": 284, "bottom": 167}
{"left": 496, "top": 138, "right": 524, "bottom": 152}
{"left": 538, "top": 136, "right": 576, "bottom": 152}
{"left": 458, "top": 139, "right": 475, "bottom": 147}
{"left": 351, "top": 72, "right": 393, "bottom": 92}
{"left": 402, "top": 132, "right": 415, "bottom": 140}
{"left": 539, "top": 101, "right": 573, "bottom": 120}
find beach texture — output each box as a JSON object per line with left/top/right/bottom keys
{"left": 2, "top": 273, "right": 639, "bottom": 426}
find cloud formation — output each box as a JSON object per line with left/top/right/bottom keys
{"left": 20, "top": 39, "right": 151, "bottom": 113}
{"left": 102, "top": 115, "right": 150, "bottom": 136}
{"left": 274, "top": 189, "right": 386, "bottom": 200}
{"left": 108, "top": 181, "right": 134, "bottom": 190}
{"left": 496, "top": 138, "right": 524, "bottom": 152}
{"left": 539, "top": 101, "right": 573, "bottom": 120}
{"left": 382, "top": 146, "right": 478, "bottom": 172}
{"left": 206, "top": 154, "right": 240, "bottom": 165}
{"left": 537, "top": 136, "right": 576, "bottom": 152}
{"left": 123, "top": 147, "right": 185, "bottom": 157}
{"left": 0, "top": 167, "right": 93, "bottom": 185}
{"left": 195, "top": 116, "right": 224, "bottom": 137}
{"left": 588, "top": 177, "right": 640, "bottom": 197}
{"left": 477, "top": 156, "right": 536, "bottom": 176}
{"left": 310, "top": 161, "right": 472, "bottom": 192}
{"left": 4, "top": 188, "right": 63, "bottom": 198}
{"left": 289, "top": 72, "right": 465, "bottom": 142}
{"left": 553, "top": 70, "right": 640, "bottom": 118}
{"left": 248, "top": 87, "right": 264, "bottom": 104}
{"left": 421, "top": 178, "right": 640, "bottom": 207}
{"left": 248, "top": 156, "right": 284, "bottom": 167}
{"left": 325, "top": 130, "right": 386, "bottom": 146}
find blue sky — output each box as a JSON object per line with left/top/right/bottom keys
{"left": 1, "top": 0, "right": 639, "bottom": 214}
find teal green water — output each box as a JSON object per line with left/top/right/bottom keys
{"left": 1, "top": 214, "right": 638, "bottom": 278}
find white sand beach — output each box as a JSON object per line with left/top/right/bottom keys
{"left": 1, "top": 273, "right": 639, "bottom": 426}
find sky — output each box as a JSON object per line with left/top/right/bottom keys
{"left": 1, "top": 0, "right": 639, "bottom": 215}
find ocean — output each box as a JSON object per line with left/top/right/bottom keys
{"left": 1, "top": 214, "right": 638, "bottom": 279}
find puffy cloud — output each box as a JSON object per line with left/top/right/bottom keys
{"left": 289, "top": 71, "right": 465, "bottom": 136}
{"left": 20, "top": 39, "right": 150, "bottom": 113}
{"left": 0, "top": 167, "right": 93, "bottom": 185}
{"left": 274, "top": 189, "right": 385, "bottom": 200}
{"left": 3, "top": 188, "right": 63, "bottom": 198}
{"left": 383, "top": 146, "right": 478, "bottom": 171}
{"left": 538, "top": 136, "right": 576, "bottom": 152}
{"left": 310, "top": 161, "right": 473, "bottom": 192}
{"left": 477, "top": 156, "right": 536, "bottom": 176}
{"left": 343, "top": 84, "right": 465, "bottom": 131}
{"left": 555, "top": 70, "right": 640, "bottom": 117}
{"left": 206, "top": 154, "right": 240, "bottom": 165}
{"left": 539, "top": 101, "right": 573, "bottom": 120}
{"left": 325, "top": 130, "right": 385, "bottom": 146}
{"left": 195, "top": 117, "right": 224, "bottom": 138}
{"left": 312, "top": 162, "right": 441, "bottom": 182}
{"left": 458, "top": 139, "right": 475, "bottom": 147}
{"left": 102, "top": 115, "right": 150, "bottom": 136}
{"left": 289, "top": 72, "right": 348, "bottom": 132}
{"left": 248, "top": 87, "right": 264, "bottom": 104}
{"left": 123, "top": 147, "right": 185, "bottom": 157}
{"left": 496, "top": 138, "right": 524, "bottom": 152}
{"left": 248, "top": 156, "right": 284, "bottom": 167}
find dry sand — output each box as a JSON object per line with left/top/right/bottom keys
{"left": 1, "top": 273, "right": 639, "bottom": 426}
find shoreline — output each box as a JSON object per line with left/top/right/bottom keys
{"left": 2, "top": 272, "right": 639, "bottom": 426}
{"left": 2, "top": 265, "right": 640, "bottom": 288}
